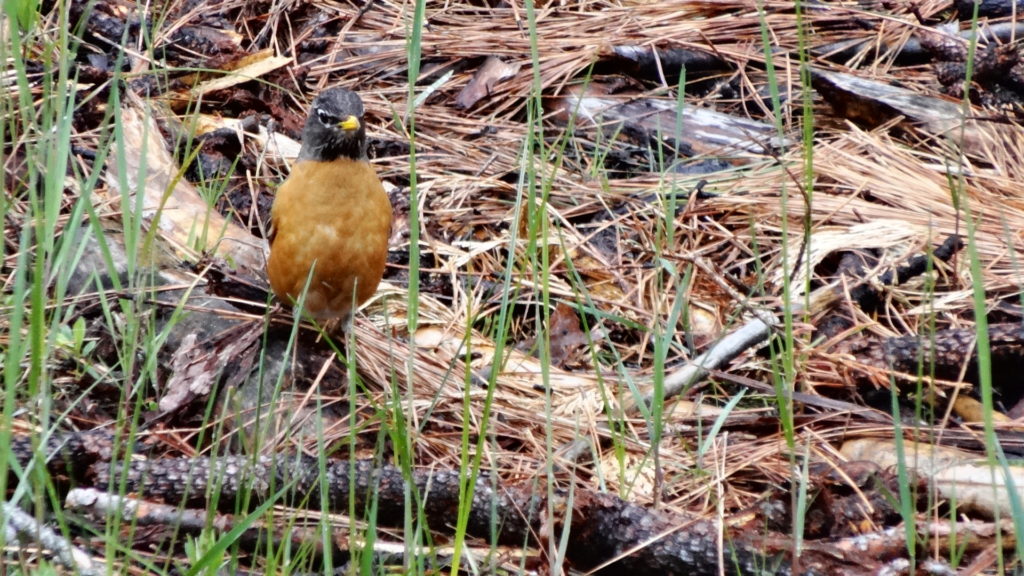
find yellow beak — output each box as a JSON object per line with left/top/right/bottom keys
{"left": 339, "top": 115, "right": 360, "bottom": 131}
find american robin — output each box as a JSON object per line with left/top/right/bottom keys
{"left": 267, "top": 88, "right": 393, "bottom": 331}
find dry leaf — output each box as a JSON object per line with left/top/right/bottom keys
{"left": 549, "top": 302, "right": 588, "bottom": 367}
{"left": 190, "top": 49, "right": 291, "bottom": 98}
{"left": 455, "top": 56, "right": 521, "bottom": 109}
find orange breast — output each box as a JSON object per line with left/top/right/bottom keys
{"left": 267, "top": 158, "right": 392, "bottom": 321}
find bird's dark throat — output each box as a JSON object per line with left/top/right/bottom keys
{"left": 300, "top": 128, "right": 367, "bottom": 163}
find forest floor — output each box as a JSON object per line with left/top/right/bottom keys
{"left": 5, "top": 0, "right": 1024, "bottom": 574}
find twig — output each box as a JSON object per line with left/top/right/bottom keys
{"left": 2, "top": 501, "right": 99, "bottom": 576}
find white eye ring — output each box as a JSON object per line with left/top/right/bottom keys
{"left": 316, "top": 108, "right": 337, "bottom": 126}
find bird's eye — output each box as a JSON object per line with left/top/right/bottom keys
{"left": 316, "top": 108, "right": 338, "bottom": 126}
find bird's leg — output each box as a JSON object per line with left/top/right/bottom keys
{"left": 321, "top": 311, "right": 354, "bottom": 342}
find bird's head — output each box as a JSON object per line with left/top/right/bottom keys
{"left": 298, "top": 87, "right": 368, "bottom": 162}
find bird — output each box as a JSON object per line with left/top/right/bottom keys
{"left": 267, "top": 87, "right": 393, "bottom": 333}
